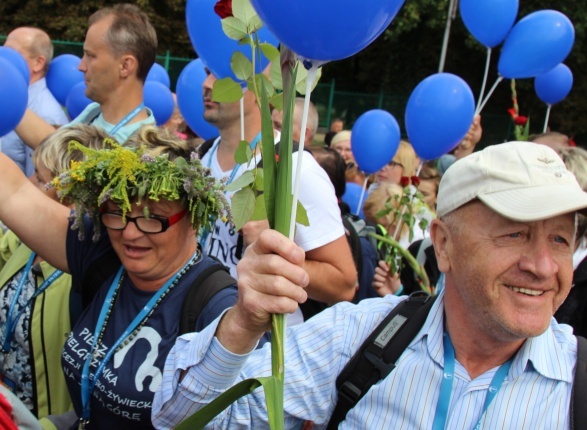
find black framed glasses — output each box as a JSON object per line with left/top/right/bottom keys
{"left": 100, "top": 209, "right": 188, "bottom": 234}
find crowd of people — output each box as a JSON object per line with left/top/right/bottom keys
{"left": 0, "top": 3, "right": 586, "bottom": 430}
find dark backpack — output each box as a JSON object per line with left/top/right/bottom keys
{"left": 328, "top": 292, "right": 587, "bottom": 430}
{"left": 76, "top": 249, "right": 236, "bottom": 335}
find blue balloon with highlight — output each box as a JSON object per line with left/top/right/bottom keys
{"left": 0, "top": 47, "right": 30, "bottom": 84}
{"left": 186, "top": 0, "right": 278, "bottom": 81}
{"left": 0, "top": 58, "right": 28, "bottom": 137}
{"left": 342, "top": 182, "right": 366, "bottom": 219}
{"left": 147, "top": 63, "right": 171, "bottom": 88}
{"left": 534, "top": 63, "right": 573, "bottom": 105}
{"left": 459, "top": 0, "right": 518, "bottom": 48}
{"left": 405, "top": 73, "right": 475, "bottom": 160}
{"left": 250, "top": 0, "right": 406, "bottom": 63}
{"left": 46, "top": 54, "right": 84, "bottom": 106}
{"left": 144, "top": 81, "right": 175, "bottom": 125}
{"left": 66, "top": 82, "right": 93, "bottom": 120}
{"left": 351, "top": 109, "right": 400, "bottom": 175}
{"left": 176, "top": 59, "right": 219, "bottom": 140}
{"left": 498, "top": 10, "right": 574, "bottom": 79}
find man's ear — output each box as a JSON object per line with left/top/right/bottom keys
{"left": 32, "top": 55, "right": 46, "bottom": 75}
{"left": 119, "top": 55, "right": 138, "bottom": 79}
{"left": 430, "top": 218, "right": 451, "bottom": 273}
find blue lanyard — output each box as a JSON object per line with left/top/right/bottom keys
{"left": 200, "top": 133, "right": 262, "bottom": 247}
{"left": 2, "top": 252, "right": 64, "bottom": 352}
{"left": 432, "top": 332, "right": 513, "bottom": 430}
{"left": 80, "top": 249, "right": 199, "bottom": 422}
{"left": 108, "top": 102, "right": 145, "bottom": 137}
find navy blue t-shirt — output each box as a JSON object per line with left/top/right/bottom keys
{"left": 62, "top": 218, "right": 237, "bottom": 429}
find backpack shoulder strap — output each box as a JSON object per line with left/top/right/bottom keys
{"left": 572, "top": 335, "right": 587, "bottom": 430}
{"left": 342, "top": 213, "right": 363, "bottom": 291}
{"left": 197, "top": 136, "right": 220, "bottom": 159}
{"left": 80, "top": 249, "right": 121, "bottom": 309}
{"left": 179, "top": 262, "right": 237, "bottom": 335}
{"left": 327, "top": 292, "right": 437, "bottom": 430}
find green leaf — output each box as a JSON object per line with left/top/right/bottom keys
{"left": 259, "top": 75, "right": 276, "bottom": 228}
{"left": 251, "top": 194, "right": 267, "bottom": 220}
{"left": 235, "top": 140, "right": 253, "bottom": 164}
{"left": 212, "top": 77, "right": 243, "bottom": 103}
{"left": 231, "top": 0, "right": 258, "bottom": 30}
{"left": 254, "top": 168, "right": 264, "bottom": 191}
{"left": 247, "top": 74, "right": 275, "bottom": 99}
{"left": 237, "top": 35, "right": 252, "bottom": 46}
{"left": 249, "top": 15, "right": 263, "bottom": 33}
{"left": 231, "top": 51, "right": 253, "bottom": 81}
{"left": 295, "top": 200, "right": 309, "bottom": 226}
{"left": 231, "top": 187, "right": 256, "bottom": 231}
{"left": 268, "top": 93, "right": 283, "bottom": 112}
{"left": 295, "top": 65, "right": 322, "bottom": 95}
{"left": 260, "top": 43, "right": 280, "bottom": 62}
{"left": 220, "top": 16, "right": 248, "bottom": 41}
{"left": 225, "top": 170, "right": 254, "bottom": 192}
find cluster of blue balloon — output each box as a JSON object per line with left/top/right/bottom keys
{"left": 0, "top": 51, "right": 28, "bottom": 137}
{"left": 534, "top": 63, "right": 573, "bottom": 106}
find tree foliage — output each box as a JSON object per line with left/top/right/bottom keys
{"left": 1, "top": 0, "right": 585, "bottom": 142}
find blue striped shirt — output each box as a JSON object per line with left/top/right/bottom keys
{"left": 153, "top": 290, "right": 577, "bottom": 429}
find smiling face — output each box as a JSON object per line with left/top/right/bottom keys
{"left": 105, "top": 199, "right": 197, "bottom": 290}
{"left": 333, "top": 139, "right": 354, "bottom": 164}
{"left": 435, "top": 201, "right": 575, "bottom": 343}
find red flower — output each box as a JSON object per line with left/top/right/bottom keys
{"left": 214, "top": 0, "right": 233, "bottom": 19}
{"left": 514, "top": 115, "right": 528, "bottom": 126}
{"left": 410, "top": 176, "right": 421, "bottom": 186}
{"left": 507, "top": 108, "right": 517, "bottom": 119}
{"left": 400, "top": 176, "right": 410, "bottom": 187}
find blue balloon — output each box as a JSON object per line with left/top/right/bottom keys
{"left": 534, "top": 63, "right": 573, "bottom": 105}
{"left": 498, "top": 10, "right": 574, "bottom": 79}
{"left": 351, "top": 110, "right": 400, "bottom": 175}
{"left": 65, "top": 82, "right": 93, "bottom": 120}
{"left": 144, "top": 81, "right": 175, "bottom": 126}
{"left": 146, "top": 63, "right": 171, "bottom": 88}
{"left": 405, "top": 73, "right": 475, "bottom": 160}
{"left": 250, "top": 0, "right": 406, "bottom": 62}
{"left": 460, "top": 0, "right": 518, "bottom": 48}
{"left": 176, "top": 59, "right": 219, "bottom": 140}
{"left": 0, "top": 47, "right": 30, "bottom": 84}
{"left": 342, "top": 182, "right": 366, "bottom": 219}
{"left": 0, "top": 58, "right": 28, "bottom": 137}
{"left": 46, "top": 54, "right": 84, "bottom": 106}
{"left": 186, "top": 0, "right": 279, "bottom": 81}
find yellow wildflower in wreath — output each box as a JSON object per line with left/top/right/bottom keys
{"left": 51, "top": 126, "right": 232, "bottom": 241}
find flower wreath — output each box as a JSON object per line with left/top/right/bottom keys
{"left": 51, "top": 139, "right": 232, "bottom": 240}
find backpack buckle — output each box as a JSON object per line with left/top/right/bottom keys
{"left": 365, "top": 350, "right": 396, "bottom": 378}
{"left": 338, "top": 381, "right": 362, "bottom": 404}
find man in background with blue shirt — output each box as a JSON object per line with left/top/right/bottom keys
{"left": 153, "top": 141, "right": 586, "bottom": 429}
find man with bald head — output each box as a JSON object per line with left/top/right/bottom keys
{"left": 2, "top": 27, "right": 68, "bottom": 175}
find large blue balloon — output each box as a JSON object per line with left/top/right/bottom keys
{"left": 46, "top": 54, "right": 84, "bottom": 106}
{"left": 460, "top": 0, "right": 518, "bottom": 48}
{"left": 405, "top": 73, "right": 475, "bottom": 161}
{"left": 186, "top": 0, "right": 278, "bottom": 81}
{"left": 250, "top": 0, "right": 406, "bottom": 62}
{"left": 498, "top": 10, "right": 574, "bottom": 79}
{"left": 65, "top": 82, "right": 93, "bottom": 120}
{"left": 176, "top": 59, "right": 219, "bottom": 140}
{"left": 144, "top": 81, "right": 175, "bottom": 126}
{"left": 342, "top": 182, "right": 366, "bottom": 219}
{"left": 146, "top": 63, "right": 171, "bottom": 88}
{"left": 0, "top": 58, "right": 28, "bottom": 137}
{"left": 351, "top": 110, "right": 400, "bottom": 175}
{"left": 0, "top": 47, "right": 30, "bottom": 84}
{"left": 534, "top": 63, "right": 573, "bottom": 105}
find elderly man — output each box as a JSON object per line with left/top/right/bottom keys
{"left": 153, "top": 141, "right": 587, "bottom": 429}
{"left": 13, "top": 4, "right": 156, "bottom": 149}
{"left": 2, "top": 27, "right": 68, "bottom": 176}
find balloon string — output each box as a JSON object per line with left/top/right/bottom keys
{"left": 415, "top": 160, "right": 423, "bottom": 176}
{"left": 543, "top": 104, "right": 552, "bottom": 133}
{"left": 355, "top": 176, "right": 369, "bottom": 216}
{"left": 475, "top": 48, "right": 492, "bottom": 115}
{"left": 240, "top": 97, "right": 245, "bottom": 141}
{"left": 477, "top": 76, "right": 504, "bottom": 115}
{"left": 289, "top": 66, "right": 318, "bottom": 240}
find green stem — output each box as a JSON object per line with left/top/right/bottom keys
{"left": 370, "top": 232, "right": 432, "bottom": 295}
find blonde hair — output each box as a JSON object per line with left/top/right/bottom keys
{"left": 33, "top": 124, "right": 109, "bottom": 176}
{"left": 125, "top": 125, "right": 192, "bottom": 160}
{"left": 363, "top": 183, "right": 412, "bottom": 239}
{"left": 394, "top": 140, "right": 418, "bottom": 177}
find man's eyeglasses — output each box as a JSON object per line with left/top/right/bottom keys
{"left": 100, "top": 209, "right": 188, "bottom": 234}
{"left": 386, "top": 160, "right": 403, "bottom": 169}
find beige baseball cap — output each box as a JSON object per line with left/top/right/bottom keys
{"left": 436, "top": 141, "right": 587, "bottom": 221}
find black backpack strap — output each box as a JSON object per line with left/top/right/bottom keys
{"left": 341, "top": 214, "right": 363, "bottom": 301}
{"left": 80, "top": 249, "right": 121, "bottom": 309}
{"left": 179, "top": 263, "right": 237, "bottom": 335}
{"left": 572, "top": 335, "right": 587, "bottom": 430}
{"left": 198, "top": 136, "right": 219, "bottom": 159}
{"left": 327, "top": 293, "right": 437, "bottom": 429}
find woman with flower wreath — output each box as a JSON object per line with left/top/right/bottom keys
{"left": 0, "top": 125, "right": 233, "bottom": 429}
